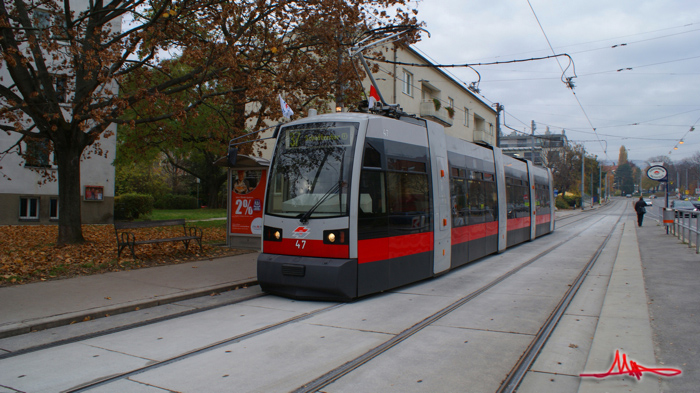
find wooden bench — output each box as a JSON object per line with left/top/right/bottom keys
{"left": 114, "top": 219, "right": 203, "bottom": 259}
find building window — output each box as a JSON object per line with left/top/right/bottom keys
{"left": 24, "top": 137, "right": 52, "bottom": 167}
{"left": 464, "top": 108, "right": 470, "bottom": 127}
{"left": 50, "top": 198, "right": 59, "bottom": 220}
{"left": 20, "top": 197, "right": 40, "bottom": 220}
{"left": 34, "top": 9, "right": 67, "bottom": 40}
{"left": 448, "top": 97, "right": 454, "bottom": 109}
{"left": 489, "top": 124, "right": 494, "bottom": 135}
{"left": 402, "top": 70, "right": 413, "bottom": 97}
{"left": 55, "top": 75, "right": 69, "bottom": 103}
{"left": 34, "top": 9, "right": 53, "bottom": 30}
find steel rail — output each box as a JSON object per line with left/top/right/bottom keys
{"left": 292, "top": 213, "right": 614, "bottom": 393}
{"left": 496, "top": 204, "right": 624, "bottom": 393}
{"left": 64, "top": 303, "right": 346, "bottom": 393}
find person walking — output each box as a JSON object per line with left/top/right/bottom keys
{"left": 634, "top": 196, "right": 647, "bottom": 227}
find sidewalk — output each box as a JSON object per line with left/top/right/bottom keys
{"left": 0, "top": 251, "right": 259, "bottom": 340}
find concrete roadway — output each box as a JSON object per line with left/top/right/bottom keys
{"left": 0, "top": 198, "right": 697, "bottom": 392}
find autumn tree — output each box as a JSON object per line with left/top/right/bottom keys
{"left": 117, "top": 6, "right": 421, "bottom": 209}
{"left": 547, "top": 143, "right": 580, "bottom": 194}
{"left": 0, "top": 0, "right": 420, "bottom": 245}
{"left": 615, "top": 163, "right": 635, "bottom": 195}
{"left": 618, "top": 145, "right": 628, "bottom": 166}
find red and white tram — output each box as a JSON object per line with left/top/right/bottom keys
{"left": 257, "top": 112, "right": 554, "bottom": 300}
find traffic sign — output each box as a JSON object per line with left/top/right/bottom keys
{"left": 647, "top": 166, "right": 668, "bottom": 182}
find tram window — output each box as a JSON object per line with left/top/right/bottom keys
{"left": 363, "top": 142, "right": 382, "bottom": 168}
{"left": 358, "top": 169, "right": 389, "bottom": 239}
{"left": 387, "top": 172, "right": 429, "bottom": 213}
{"left": 506, "top": 178, "right": 528, "bottom": 218}
{"left": 484, "top": 181, "right": 498, "bottom": 222}
{"left": 359, "top": 170, "right": 386, "bottom": 215}
{"left": 467, "top": 180, "right": 486, "bottom": 224}
{"left": 388, "top": 158, "right": 427, "bottom": 173}
{"left": 450, "top": 177, "right": 468, "bottom": 226}
{"left": 387, "top": 172, "right": 430, "bottom": 234}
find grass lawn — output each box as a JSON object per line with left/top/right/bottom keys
{"left": 144, "top": 208, "right": 227, "bottom": 221}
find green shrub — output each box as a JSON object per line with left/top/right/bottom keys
{"left": 555, "top": 196, "right": 570, "bottom": 210}
{"left": 562, "top": 194, "right": 581, "bottom": 208}
{"left": 154, "top": 194, "right": 198, "bottom": 210}
{"left": 114, "top": 193, "right": 154, "bottom": 220}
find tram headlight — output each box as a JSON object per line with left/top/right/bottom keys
{"left": 263, "top": 226, "right": 283, "bottom": 242}
{"left": 323, "top": 229, "right": 348, "bottom": 245}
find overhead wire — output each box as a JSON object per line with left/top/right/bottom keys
{"left": 526, "top": 0, "right": 609, "bottom": 161}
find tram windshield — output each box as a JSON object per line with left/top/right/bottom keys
{"left": 266, "top": 121, "right": 358, "bottom": 219}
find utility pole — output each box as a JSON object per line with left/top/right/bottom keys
{"left": 581, "top": 147, "right": 585, "bottom": 210}
{"left": 531, "top": 120, "right": 536, "bottom": 165}
{"left": 493, "top": 103, "right": 503, "bottom": 147}
{"left": 599, "top": 164, "right": 602, "bottom": 205}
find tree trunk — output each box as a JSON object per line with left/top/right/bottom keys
{"left": 55, "top": 138, "right": 86, "bottom": 246}
{"left": 207, "top": 179, "right": 221, "bottom": 208}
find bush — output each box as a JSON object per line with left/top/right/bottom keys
{"left": 562, "top": 194, "right": 581, "bottom": 208}
{"left": 114, "top": 193, "right": 154, "bottom": 220}
{"left": 555, "top": 196, "right": 570, "bottom": 210}
{"left": 154, "top": 194, "right": 199, "bottom": 210}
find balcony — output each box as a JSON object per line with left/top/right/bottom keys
{"left": 473, "top": 129, "right": 492, "bottom": 145}
{"left": 419, "top": 101, "right": 453, "bottom": 127}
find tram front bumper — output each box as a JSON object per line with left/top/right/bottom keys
{"left": 257, "top": 253, "right": 357, "bottom": 301}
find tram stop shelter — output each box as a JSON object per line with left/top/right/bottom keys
{"left": 214, "top": 154, "right": 270, "bottom": 250}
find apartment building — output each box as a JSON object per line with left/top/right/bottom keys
{"left": 0, "top": 1, "right": 119, "bottom": 225}
{"left": 368, "top": 44, "right": 498, "bottom": 145}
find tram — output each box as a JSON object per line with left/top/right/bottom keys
{"left": 256, "top": 111, "right": 554, "bottom": 301}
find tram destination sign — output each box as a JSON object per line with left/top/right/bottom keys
{"left": 287, "top": 125, "right": 354, "bottom": 149}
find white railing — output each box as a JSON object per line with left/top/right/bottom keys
{"left": 653, "top": 206, "right": 700, "bottom": 254}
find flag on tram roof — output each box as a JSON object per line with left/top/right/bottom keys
{"left": 279, "top": 94, "right": 294, "bottom": 119}
{"left": 369, "top": 85, "right": 380, "bottom": 108}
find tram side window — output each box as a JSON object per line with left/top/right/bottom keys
{"left": 535, "top": 183, "right": 550, "bottom": 213}
{"left": 506, "top": 177, "right": 529, "bottom": 218}
{"left": 358, "top": 169, "right": 388, "bottom": 239}
{"left": 450, "top": 167, "right": 468, "bottom": 227}
{"left": 468, "top": 175, "right": 486, "bottom": 224}
{"left": 358, "top": 138, "right": 431, "bottom": 238}
{"left": 484, "top": 180, "right": 498, "bottom": 222}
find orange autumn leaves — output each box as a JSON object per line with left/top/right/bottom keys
{"left": 0, "top": 225, "right": 249, "bottom": 285}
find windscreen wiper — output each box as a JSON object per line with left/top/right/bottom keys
{"left": 298, "top": 181, "right": 343, "bottom": 224}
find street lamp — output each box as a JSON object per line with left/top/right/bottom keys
{"left": 196, "top": 178, "right": 200, "bottom": 208}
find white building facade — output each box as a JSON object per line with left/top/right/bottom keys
{"left": 368, "top": 44, "right": 497, "bottom": 145}
{"left": 0, "top": 1, "right": 119, "bottom": 225}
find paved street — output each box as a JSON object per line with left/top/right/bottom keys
{"left": 0, "top": 199, "right": 697, "bottom": 392}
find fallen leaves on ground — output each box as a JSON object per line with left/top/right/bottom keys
{"left": 0, "top": 224, "right": 253, "bottom": 286}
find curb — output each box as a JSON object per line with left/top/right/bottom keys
{"left": 0, "top": 280, "right": 258, "bottom": 340}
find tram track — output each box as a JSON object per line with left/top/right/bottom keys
{"left": 2, "top": 204, "right": 616, "bottom": 362}
{"left": 65, "top": 302, "right": 347, "bottom": 393}
{"left": 291, "top": 204, "right": 624, "bottom": 392}
{"left": 5, "top": 203, "right": 623, "bottom": 392}
{"left": 496, "top": 203, "right": 624, "bottom": 393}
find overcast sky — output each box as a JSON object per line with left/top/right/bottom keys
{"left": 410, "top": 0, "right": 700, "bottom": 165}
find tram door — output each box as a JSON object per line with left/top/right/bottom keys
{"left": 356, "top": 119, "right": 435, "bottom": 296}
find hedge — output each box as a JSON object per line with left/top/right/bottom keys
{"left": 114, "top": 193, "right": 154, "bottom": 220}
{"left": 154, "top": 194, "right": 198, "bottom": 210}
